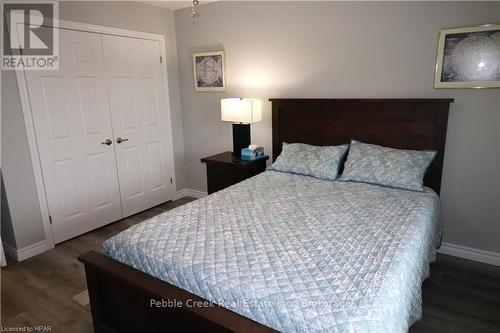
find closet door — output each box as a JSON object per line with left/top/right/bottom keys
{"left": 24, "top": 29, "right": 122, "bottom": 243}
{"left": 102, "top": 35, "right": 174, "bottom": 217}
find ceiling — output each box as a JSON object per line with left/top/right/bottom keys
{"left": 142, "top": 0, "right": 218, "bottom": 10}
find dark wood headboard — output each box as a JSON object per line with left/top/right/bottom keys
{"left": 270, "top": 98, "right": 453, "bottom": 194}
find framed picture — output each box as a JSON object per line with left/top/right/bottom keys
{"left": 193, "top": 51, "right": 226, "bottom": 91}
{"left": 435, "top": 24, "right": 500, "bottom": 88}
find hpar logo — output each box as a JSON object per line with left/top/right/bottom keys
{"left": 2, "top": 1, "right": 59, "bottom": 70}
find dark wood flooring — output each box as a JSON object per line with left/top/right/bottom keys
{"left": 2, "top": 196, "right": 499, "bottom": 333}
{"left": 409, "top": 254, "right": 500, "bottom": 333}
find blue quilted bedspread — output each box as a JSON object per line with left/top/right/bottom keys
{"left": 103, "top": 171, "right": 441, "bottom": 332}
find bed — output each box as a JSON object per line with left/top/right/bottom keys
{"left": 79, "top": 98, "right": 453, "bottom": 333}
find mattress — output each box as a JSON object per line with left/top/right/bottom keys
{"left": 103, "top": 170, "right": 441, "bottom": 333}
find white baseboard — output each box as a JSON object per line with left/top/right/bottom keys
{"left": 438, "top": 242, "right": 500, "bottom": 267}
{"left": 3, "top": 240, "right": 52, "bottom": 262}
{"left": 175, "top": 188, "right": 207, "bottom": 200}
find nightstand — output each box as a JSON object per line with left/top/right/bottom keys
{"left": 201, "top": 151, "right": 269, "bottom": 194}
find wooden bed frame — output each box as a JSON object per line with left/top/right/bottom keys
{"left": 79, "top": 98, "right": 453, "bottom": 332}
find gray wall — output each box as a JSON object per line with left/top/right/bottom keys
{"left": 1, "top": 172, "right": 16, "bottom": 248}
{"left": 1, "top": 1, "right": 186, "bottom": 249}
{"left": 2, "top": 71, "right": 46, "bottom": 248}
{"left": 175, "top": 2, "right": 500, "bottom": 253}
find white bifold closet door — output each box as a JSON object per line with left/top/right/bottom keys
{"left": 24, "top": 28, "right": 173, "bottom": 244}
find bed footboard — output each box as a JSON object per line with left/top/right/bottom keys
{"left": 78, "top": 251, "right": 275, "bottom": 333}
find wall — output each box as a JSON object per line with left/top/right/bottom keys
{"left": 1, "top": 172, "right": 16, "bottom": 248}
{"left": 175, "top": 2, "right": 500, "bottom": 253}
{"left": 2, "top": 71, "right": 45, "bottom": 248}
{"left": 1, "top": 1, "right": 185, "bottom": 251}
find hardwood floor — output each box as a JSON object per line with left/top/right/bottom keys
{"left": 2, "top": 196, "right": 499, "bottom": 333}
{"left": 409, "top": 255, "right": 500, "bottom": 333}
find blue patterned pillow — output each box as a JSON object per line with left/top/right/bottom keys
{"left": 340, "top": 140, "right": 436, "bottom": 191}
{"left": 268, "top": 143, "right": 348, "bottom": 180}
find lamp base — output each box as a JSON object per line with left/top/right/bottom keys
{"left": 232, "top": 123, "right": 250, "bottom": 158}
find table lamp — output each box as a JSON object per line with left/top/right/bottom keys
{"left": 221, "top": 98, "right": 262, "bottom": 158}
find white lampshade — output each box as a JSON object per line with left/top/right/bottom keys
{"left": 221, "top": 98, "right": 262, "bottom": 124}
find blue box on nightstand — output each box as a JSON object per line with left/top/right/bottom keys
{"left": 241, "top": 146, "right": 264, "bottom": 161}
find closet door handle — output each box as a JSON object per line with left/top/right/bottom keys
{"left": 101, "top": 139, "right": 112, "bottom": 145}
{"left": 116, "top": 137, "right": 129, "bottom": 144}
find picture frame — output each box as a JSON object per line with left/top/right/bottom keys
{"left": 193, "top": 50, "right": 226, "bottom": 91}
{"left": 434, "top": 24, "right": 500, "bottom": 88}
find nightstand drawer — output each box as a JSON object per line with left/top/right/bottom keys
{"left": 201, "top": 152, "right": 268, "bottom": 194}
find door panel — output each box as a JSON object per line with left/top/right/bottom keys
{"left": 102, "top": 35, "right": 173, "bottom": 217}
{"left": 115, "top": 78, "right": 137, "bottom": 130}
{"left": 40, "top": 76, "right": 70, "bottom": 139}
{"left": 147, "top": 142, "right": 164, "bottom": 190}
{"left": 124, "top": 145, "right": 145, "bottom": 198}
{"left": 141, "top": 78, "right": 160, "bottom": 128}
{"left": 53, "top": 158, "right": 82, "bottom": 219}
{"left": 87, "top": 152, "right": 115, "bottom": 209}
{"left": 77, "top": 77, "right": 104, "bottom": 135}
{"left": 24, "top": 29, "right": 122, "bottom": 243}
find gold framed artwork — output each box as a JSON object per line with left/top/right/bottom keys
{"left": 435, "top": 24, "right": 500, "bottom": 88}
{"left": 193, "top": 51, "right": 226, "bottom": 91}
